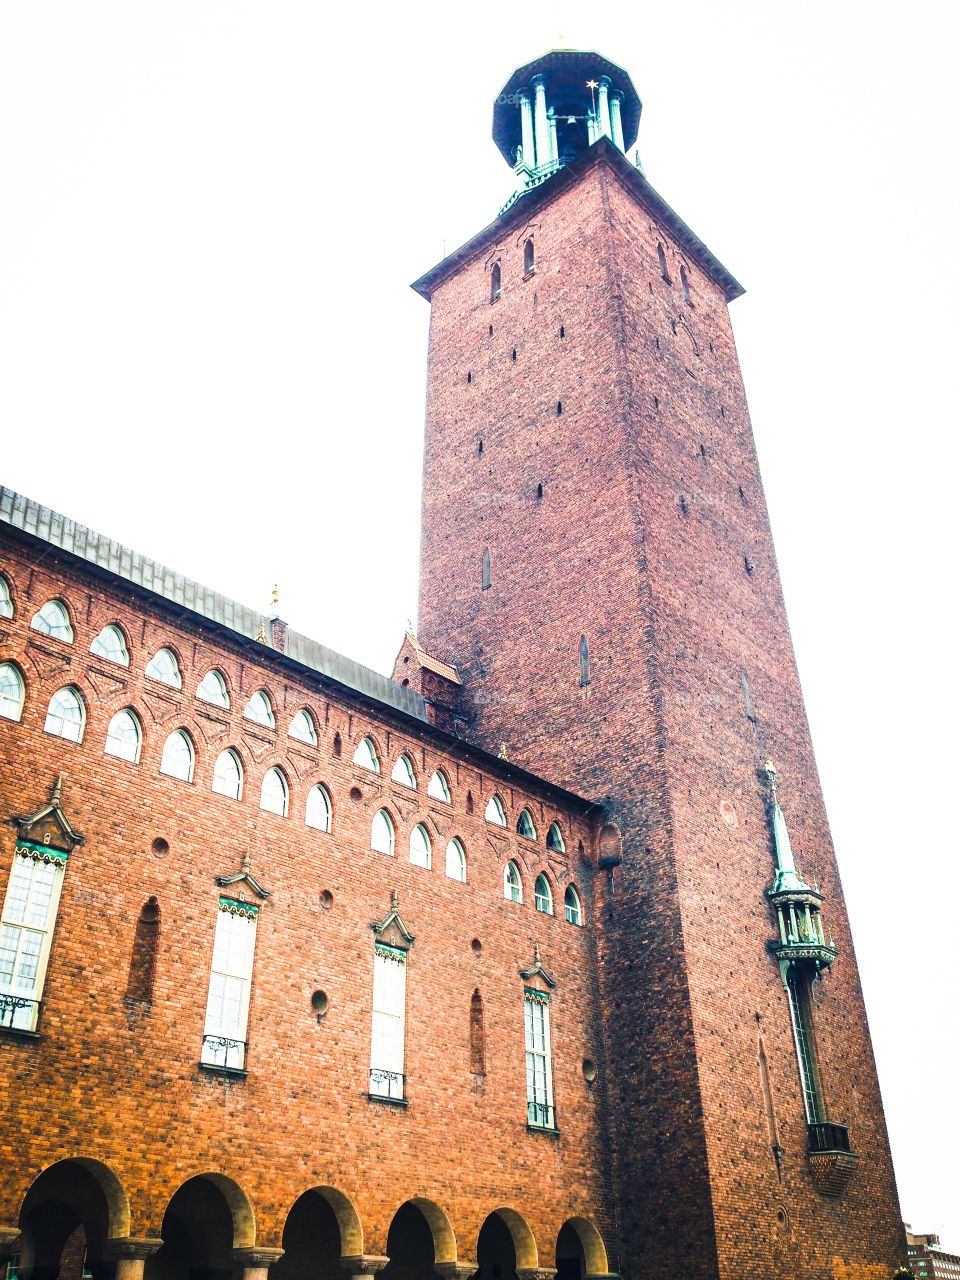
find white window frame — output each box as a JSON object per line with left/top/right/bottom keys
{"left": 369, "top": 944, "right": 406, "bottom": 1100}
{"left": 200, "top": 899, "right": 258, "bottom": 1072}
{"left": 305, "top": 784, "right": 332, "bottom": 832}
{"left": 31, "top": 600, "right": 73, "bottom": 642}
{"left": 260, "top": 767, "right": 288, "bottom": 817}
{"left": 391, "top": 754, "right": 417, "bottom": 788}
{"left": 0, "top": 845, "right": 69, "bottom": 1033}
{"left": 160, "top": 729, "right": 195, "bottom": 782}
{"left": 90, "top": 624, "right": 129, "bottom": 667}
{"left": 0, "top": 575, "right": 12, "bottom": 619}
{"left": 197, "top": 670, "right": 230, "bottom": 708}
{"left": 428, "top": 770, "right": 451, "bottom": 803}
{"left": 534, "top": 873, "right": 554, "bottom": 915}
{"left": 445, "top": 838, "right": 466, "bottom": 882}
{"left": 0, "top": 663, "right": 25, "bottom": 723}
{"left": 410, "top": 824, "right": 431, "bottom": 869}
{"left": 524, "top": 988, "right": 555, "bottom": 1130}
{"left": 485, "top": 794, "right": 507, "bottom": 825}
{"left": 104, "top": 708, "right": 142, "bottom": 763}
{"left": 353, "top": 736, "right": 380, "bottom": 772}
{"left": 243, "top": 691, "right": 275, "bottom": 727}
{"left": 43, "top": 686, "right": 85, "bottom": 743}
{"left": 212, "top": 749, "right": 244, "bottom": 801}
{"left": 504, "top": 860, "right": 523, "bottom": 903}
{"left": 371, "top": 808, "right": 395, "bottom": 856}
{"left": 564, "top": 885, "right": 583, "bottom": 926}
{"left": 289, "top": 709, "right": 317, "bottom": 744}
{"left": 146, "top": 647, "right": 182, "bottom": 689}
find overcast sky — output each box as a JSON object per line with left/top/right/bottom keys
{"left": 1, "top": 0, "right": 957, "bottom": 1248}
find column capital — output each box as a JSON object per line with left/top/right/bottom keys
{"left": 435, "top": 1263, "right": 478, "bottom": 1280}
{"left": 341, "top": 1256, "right": 390, "bottom": 1279}
{"left": 585, "top": 1273, "right": 622, "bottom": 1280}
{"left": 0, "top": 1228, "right": 21, "bottom": 1257}
{"left": 104, "top": 1239, "right": 164, "bottom": 1262}
{"left": 232, "top": 1248, "right": 285, "bottom": 1268}
{"left": 518, "top": 1270, "right": 556, "bottom": 1280}
{"left": 597, "top": 75, "right": 612, "bottom": 89}
{"left": 531, "top": 73, "right": 546, "bottom": 88}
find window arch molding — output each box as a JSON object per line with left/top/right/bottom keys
{"left": 105, "top": 707, "right": 143, "bottom": 763}
{"left": 90, "top": 623, "right": 130, "bottom": 667}
{"left": 260, "top": 765, "right": 289, "bottom": 817}
{"left": 289, "top": 708, "right": 318, "bottom": 745}
{"left": 0, "top": 661, "right": 26, "bottom": 723}
{"left": 159, "top": 727, "right": 196, "bottom": 783}
{"left": 31, "top": 599, "right": 74, "bottom": 642}
{"left": 43, "top": 685, "right": 86, "bottom": 742}
{"left": 353, "top": 735, "right": 381, "bottom": 773}
{"left": 146, "top": 645, "right": 183, "bottom": 689}
{"left": 523, "top": 236, "right": 536, "bottom": 275}
{"left": 305, "top": 783, "right": 333, "bottom": 832}
{"left": 490, "top": 260, "right": 502, "bottom": 303}
{"left": 212, "top": 747, "right": 245, "bottom": 801}
{"left": 0, "top": 573, "right": 16, "bottom": 619}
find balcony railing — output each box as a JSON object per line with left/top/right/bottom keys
{"left": 808, "top": 1121, "right": 851, "bottom": 1154}
{"left": 369, "top": 1068, "right": 405, "bottom": 1102}
{"left": 0, "top": 994, "right": 41, "bottom": 1033}
{"left": 200, "top": 1034, "right": 247, "bottom": 1073}
{"left": 527, "top": 1100, "right": 556, "bottom": 1131}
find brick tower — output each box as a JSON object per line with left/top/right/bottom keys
{"left": 413, "top": 48, "right": 905, "bottom": 1280}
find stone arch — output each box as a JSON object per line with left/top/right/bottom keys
{"left": 314, "top": 1187, "right": 363, "bottom": 1257}
{"left": 145, "top": 1171, "right": 256, "bottom": 1280}
{"left": 18, "top": 1157, "right": 131, "bottom": 1280}
{"left": 481, "top": 1208, "right": 538, "bottom": 1271}
{"left": 273, "top": 1186, "right": 363, "bottom": 1280}
{"left": 21, "top": 1156, "right": 130, "bottom": 1239}
{"left": 405, "top": 1198, "right": 456, "bottom": 1265}
{"left": 382, "top": 1197, "right": 457, "bottom": 1280}
{"left": 555, "top": 1217, "right": 608, "bottom": 1279}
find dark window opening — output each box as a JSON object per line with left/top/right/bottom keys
{"left": 466, "top": 371, "right": 472, "bottom": 384}
{"left": 657, "top": 241, "right": 671, "bottom": 283}
{"left": 579, "top": 635, "right": 590, "bottom": 687}
{"left": 512, "top": 348, "right": 517, "bottom": 362}
{"left": 478, "top": 439, "right": 483, "bottom": 456}
{"left": 680, "top": 264, "right": 692, "bottom": 305}
{"left": 490, "top": 263, "right": 502, "bottom": 302}
{"left": 536, "top": 483, "right": 543, "bottom": 501}
{"left": 482, "top": 548, "right": 491, "bottom": 591}
{"left": 524, "top": 238, "right": 535, "bottom": 275}
{"left": 556, "top": 401, "right": 563, "bottom": 416}
{"left": 125, "top": 897, "right": 161, "bottom": 1004}
{"left": 559, "top": 325, "right": 565, "bottom": 338}
{"left": 470, "top": 989, "right": 485, "bottom": 1074}
{"left": 333, "top": 732, "right": 342, "bottom": 757}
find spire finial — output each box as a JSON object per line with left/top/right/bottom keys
{"left": 534, "top": 942, "right": 542, "bottom": 966}
{"left": 270, "top": 584, "right": 279, "bottom": 612}
{"left": 391, "top": 888, "right": 399, "bottom": 912}
{"left": 51, "top": 774, "right": 63, "bottom": 804}
{"left": 498, "top": 741, "right": 509, "bottom": 760}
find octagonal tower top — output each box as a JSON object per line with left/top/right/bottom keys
{"left": 493, "top": 49, "right": 642, "bottom": 208}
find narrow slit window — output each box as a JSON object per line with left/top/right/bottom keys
{"left": 470, "top": 989, "right": 485, "bottom": 1074}
{"left": 680, "top": 264, "right": 692, "bottom": 305}
{"left": 524, "top": 238, "right": 535, "bottom": 275}
{"left": 490, "top": 262, "right": 502, "bottom": 302}
{"left": 579, "top": 635, "right": 591, "bottom": 687}
{"left": 482, "top": 548, "right": 491, "bottom": 591}
{"left": 657, "top": 241, "right": 671, "bottom": 283}
{"left": 125, "top": 897, "right": 161, "bottom": 1004}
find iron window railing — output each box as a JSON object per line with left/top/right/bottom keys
{"left": 0, "top": 994, "right": 41, "bottom": 1033}
{"left": 200, "top": 1034, "right": 247, "bottom": 1072}
{"left": 807, "top": 1121, "right": 851, "bottom": 1154}
{"left": 369, "top": 1068, "right": 405, "bottom": 1101}
{"left": 527, "top": 1100, "right": 556, "bottom": 1130}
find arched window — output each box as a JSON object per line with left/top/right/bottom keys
{"left": 680, "top": 263, "right": 692, "bottom": 305}
{"left": 428, "top": 769, "right": 451, "bottom": 802}
{"left": 260, "top": 766, "right": 288, "bottom": 816}
{"left": 657, "top": 241, "right": 671, "bottom": 283}
{"left": 524, "top": 237, "right": 536, "bottom": 275}
{"left": 391, "top": 754, "right": 416, "bottom": 788}
{"left": 146, "top": 647, "right": 182, "bottom": 688}
{"left": 289, "top": 709, "right": 317, "bottom": 745}
{"left": 482, "top": 548, "right": 491, "bottom": 591}
{"left": 105, "top": 708, "right": 142, "bottom": 763}
{"left": 535, "top": 873, "right": 554, "bottom": 915}
{"left": 445, "top": 838, "right": 466, "bottom": 882}
{"left": 0, "top": 663, "right": 25, "bottom": 723}
{"left": 353, "top": 736, "right": 380, "bottom": 772}
{"left": 31, "top": 600, "right": 73, "bottom": 642}
{"left": 564, "top": 884, "right": 583, "bottom": 926}
{"left": 125, "top": 897, "right": 161, "bottom": 1004}
{"left": 517, "top": 808, "right": 537, "bottom": 840}
{"left": 504, "top": 860, "right": 523, "bottom": 903}
{"left": 197, "top": 670, "right": 230, "bottom": 708}
{"left": 547, "top": 822, "right": 566, "bottom": 853}
{"left": 490, "top": 261, "right": 502, "bottom": 302}
{"left": 243, "top": 691, "right": 275, "bottom": 727}
{"left": 410, "top": 823, "right": 432, "bottom": 869}
{"left": 485, "top": 794, "right": 507, "bottom": 825}
{"left": 160, "top": 729, "right": 195, "bottom": 782}
{"left": 371, "top": 808, "right": 395, "bottom": 856}
{"left": 0, "top": 574, "right": 14, "bottom": 619}
{"left": 470, "top": 989, "right": 485, "bottom": 1074}
{"left": 90, "top": 624, "right": 129, "bottom": 666}
{"left": 305, "top": 784, "right": 332, "bottom": 832}
{"left": 579, "top": 635, "right": 591, "bottom": 687}
{"left": 43, "top": 686, "right": 84, "bottom": 742}
{"left": 212, "top": 749, "right": 243, "bottom": 800}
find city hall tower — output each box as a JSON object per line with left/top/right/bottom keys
{"left": 413, "top": 48, "right": 904, "bottom": 1280}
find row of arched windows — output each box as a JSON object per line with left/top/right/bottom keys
{"left": 503, "top": 860, "right": 582, "bottom": 924}
{"left": 489, "top": 238, "right": 536, "bottom": 302}
{"left": 657, "top": 240, "right": 693, "bottom": 305}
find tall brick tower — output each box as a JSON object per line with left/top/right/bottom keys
{"left": 413, "top": 48, "right": 905, "bottom": 1280}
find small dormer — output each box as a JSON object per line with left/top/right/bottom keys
{"left": 392, "top": 633, "right": 463, "bottom": 733}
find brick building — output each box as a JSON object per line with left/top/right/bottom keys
{"left": 0, "top": 46, "right": 906, "bottom": 1280}
{"left": 905, "top": 1229, "right": 960, "bottom": 1280}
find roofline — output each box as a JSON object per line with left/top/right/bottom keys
{"left": 0, "top": 488, "right": 599, "bottom": 818}
{"left": 412, "top": 137, "right": 745, "bottom": 303}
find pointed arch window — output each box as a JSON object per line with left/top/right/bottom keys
{"left": 534, "top": 873, "right": 554, "bottom": 915}
{"left": 105, "top": 709, "right": 142, "bottom": 763}
{"left": 517, "top": 808, "right": 537, "bottom": 840}
{"left": 243, "top": 691, "right": 275, "bottom": 728}
{"left": 0, "top": 575, "right": 12, "bottom": 619}
{"left": 428, "top": 769, "right": 451, "bottom": 803}
{"left": 564, "top": 885, "right": 583, "bottom": 926}
{"left": 197, "top": 670, "right": 230, "bottom": 708}
{"left": 260, "top": 767, "right": 288, "bottom": 817}
{"left": 212, "top": 749, "right": 243, "bottom": 801}
{"left": 485, "top": 794, "right": 507, "bottom": 826}
{"left": 482, "top": 548, "right": 491, "bottom": 591}
{"left": 490, "top": 262, "right": 502, "bottom": 302}
{"left": 657, "top": 241, "right": 671, "bottom": 283}
{"left": 31, "top": 600, "right": 73, "bottom": 642}
{"left": 371, "top": 808, "right": 395, "bottom": 856}
{"left": 90, "top": 625, "right": 129, "bottom": 666}
{"left": 579, "top": 635, "right": 591, "bottom": 687}
{"left": 353, "top": 736, "right": 380, "bottom": 772}
{"left": 445, "top": 838, "right": 466, "bottom": 882}
{"left": 146, "top": 647, "right": 182, "bottom": 689}
{"left": 305, "top": 784, "right": 332, "bottom": 832}
{"left": 523, "top": 237, "right": 536, "bottom": 275}
{"left": 289, "top": 709, "right": 317, "bottom": 745}
{"left": 504, "top": 860, "right": 523, "bottom": 904}
{"left": 470, "top": 989, "right": 485, "bottom": 1074}
{"left": 0, "top": 663, "right": 25, "bottom": 723}
{"left": 547, "top": 822, "right": 565, "bottom": 853}
{"left": 160, "top": 729, "right": 194, "bottom": 782}
{"left": 680, "top": 263, "right": 692, "bottom": 305}
{"left": 43, "top": 687, "right": 84, "bottom": 743}
{"left": 410, "top": 824, "right": 432, "bottom": 869}
{"left": 125, "top": 897, "right": 161, "bottom": 1004}
{"left": 391, "top": 754, "right": 416, "bottom": 788}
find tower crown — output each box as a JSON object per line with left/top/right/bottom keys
{"left": 493, "top": 49, "right": 641, "bottom": 209}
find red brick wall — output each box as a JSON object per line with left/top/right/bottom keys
{"left": 416, "top": 153, "right": 905, "bottom": 1280}
{"left": 0, "top": 532, "right": 612, "bottom": 1270}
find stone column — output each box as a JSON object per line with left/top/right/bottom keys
{"left": 609, "top": 92, "right": 625, "bottom": 151}
{"left": 232, "top": 1247, "right": 285, "bottom": 1280}
{"left": 519, "top": 93, "right": 535, "bottom": 170}
{"left": 341, "top": 1255, "right": 390, "bottom": 1280}
{"left": 531, "top": 75, "right": 549, "bottom": 171}
{"left": 586, "top": 112, "right": 599, "bottom": 145}
{"left": 547, "top": 111, "right": 558, "bottom": 165}
{"left": 104, "top": 1238, "right": 163, "bottom": 1280}
{"left": 597, "top": 75, "right": 612, "bottom": 140}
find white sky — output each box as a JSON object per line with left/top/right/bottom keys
{"left": 1, "top": 0, "right": 957, "bottom": 1246}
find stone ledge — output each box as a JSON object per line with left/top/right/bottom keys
{"left": 809, "top": 1150, "right": 859, "bottom": 1197}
